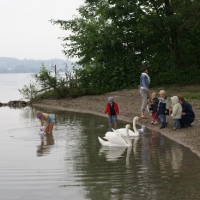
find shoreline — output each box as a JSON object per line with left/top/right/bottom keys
{"left": 32, "top": 88, "right": 200, "bottom": 157}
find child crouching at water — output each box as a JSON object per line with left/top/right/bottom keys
{"left": 36, "top": 111, "right": 54, "bottom": 136}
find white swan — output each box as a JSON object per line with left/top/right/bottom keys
{"left": 113, "top": 116, "right": 140, "bottom": 137}
{"left": 98, "top": 124, "right": 132, "bottom": 147}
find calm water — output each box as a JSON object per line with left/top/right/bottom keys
{"left": 0, "top": 73, "right": 66, "bottom": 103}
{"left": 0, "top": 73, "right": 33, "bottom": 103}
{"left": 1, "top": 105, "right": 200, "bottom": 200}
{"left": 1, "top": 73, "right": 200, "bottom": 199}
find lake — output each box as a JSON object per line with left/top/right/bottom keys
{"left": 1, "top": 105, "right": 200, "bottom": 200}
{"left": 0, "top": 73, "right": 33, "bottom": 103}
{"left": 1, "top": 73, "right": 200, "bottom": 199}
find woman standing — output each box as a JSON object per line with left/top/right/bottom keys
{"left": 140, "top": 67, "right": 150, "bottom": 118}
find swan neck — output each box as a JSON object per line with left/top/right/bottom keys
{"left": 133, "top": 118, "right": 139, "bottom": 134}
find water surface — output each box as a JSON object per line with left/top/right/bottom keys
{"left": 0, "top": 73, "right": 33, "bottom": 102}
{"left": 1, "top": 106, "right": 200, "bottom": 200}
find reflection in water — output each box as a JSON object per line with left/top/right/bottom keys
{"left": 126, "top": 146, "right": 132, "bottom": 169}
{"left": 99, "top": 137, "right": 140, "bottom": 169}
{"left": 36, "top": 135, "right": 54, "bottom": 157}
{"left": 98, "top": 138, "right": 141, "bottom": 174}
{"left": 171, "top": 143, "right": 183, "bottom": 172}
{"left": 148, "top": 129, "right": 183, "bottom": 175}
{"left": 99, "top": 146, "right": 127, "bottom": 161}
{"left": 1, "top": 106, "right": 200, "bottom": 200}
{"left": 150, "top": 129, "right": 159, "bottom": 147}
{"left": 132, "top": 137, "right": 139, "bottom": 157}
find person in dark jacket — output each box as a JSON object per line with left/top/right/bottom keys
{"left": 157, "top": 90, "right": 170, "bottom": 129}
{"left": 178, "top": 96, "right": 195, "bottom": 128}
{"left": 104, "top": 97, "right": 119, "bottom": 129}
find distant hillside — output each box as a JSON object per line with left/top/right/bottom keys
{"left": 0, "top": 57, "right": 74, "bottom": 73}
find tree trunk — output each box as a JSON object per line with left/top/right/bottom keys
{"left": 164, "top": 0, "right": 183, "bottom": 68}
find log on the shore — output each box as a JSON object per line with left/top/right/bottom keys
{"left": 0, "top": 100, "right": 30, "bottom": 107}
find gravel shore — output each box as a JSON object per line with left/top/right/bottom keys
{"left": 32, "top": 88, "right": 200, "bottom": 157}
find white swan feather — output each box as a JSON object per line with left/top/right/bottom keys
{"left": 98, "top": 124, "right": 132, "bottom": 147}
{"left": 113, "top": 116, "right": 140, "bottom": 137}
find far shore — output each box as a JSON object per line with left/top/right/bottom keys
{"left": 32, "top": 87, "right": 200, "bottom": 157}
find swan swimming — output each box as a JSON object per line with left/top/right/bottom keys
{"left": 113, "top": 116, "right": 140, "bottom": 137}
{"left": 98, "top": 124, "right": 132, "bottom": 147}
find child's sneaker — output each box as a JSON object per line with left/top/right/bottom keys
{"left": 151, "top": 120, "right": 154, "bottom": 124}
{"left": 153, "top": 120, "right": 159, "bottom": 125}
{"left": 160, "top": 125, "right": 165, "bottom": 129}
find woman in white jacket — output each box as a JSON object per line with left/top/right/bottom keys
{"left": 170, "top": 96, "right": 182, "bottom": 130}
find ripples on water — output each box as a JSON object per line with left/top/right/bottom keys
{"left": 1, "top": 106, "right": 200, "bottom": 200}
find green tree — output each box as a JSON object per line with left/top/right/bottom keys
{"left": 51, "top": 0, "right": 200, "bottom": 93}
{"left": 18, "top": 83, "right": 38, "bottom": 101}
{"left": 19, "top": 63, "right": 83, "bottom": 100}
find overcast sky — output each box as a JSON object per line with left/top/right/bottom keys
{"left": 0, "top": 0, "right": 84, "bottom": 61}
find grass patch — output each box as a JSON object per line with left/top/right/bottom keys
{"left": 150, "top": 84, "right": 200, "bottom": 101}
{"left": 183, "top": 93, "right": 200, "bottom": 100}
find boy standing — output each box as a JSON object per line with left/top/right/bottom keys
{"left": 104, "top": 97, "right": 119, "bottom": 129}
{"left": 157, "top": 90, "right": 170, "bottom": 129}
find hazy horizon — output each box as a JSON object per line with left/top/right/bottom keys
{"left": 0, "top": 0, "right": 83, "bottom": 61}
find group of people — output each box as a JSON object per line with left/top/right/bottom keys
{"left": 140, "top": 67, "right": 195, "bottom": 130}
{"left": 35, "top": 67, "right": 195, "bottom": 134}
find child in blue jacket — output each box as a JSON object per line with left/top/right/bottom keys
{"left": 157, "top": 90, "right": 170, "bottom": 129}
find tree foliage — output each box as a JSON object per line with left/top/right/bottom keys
{"left": 19, "top": 63, "right": 83, "bottom": 100}
{"left": 18, "top": 83, "right": 38, "bottom": 101}
{"left": 51, "top": 0, "right": 200, "bottom": 94}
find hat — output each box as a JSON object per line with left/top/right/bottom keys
{"left": 36, "top": 113, "right": 43, "bottom": 119}
{"left": 108, "top": 97, "right": 114, "bottom": 102}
